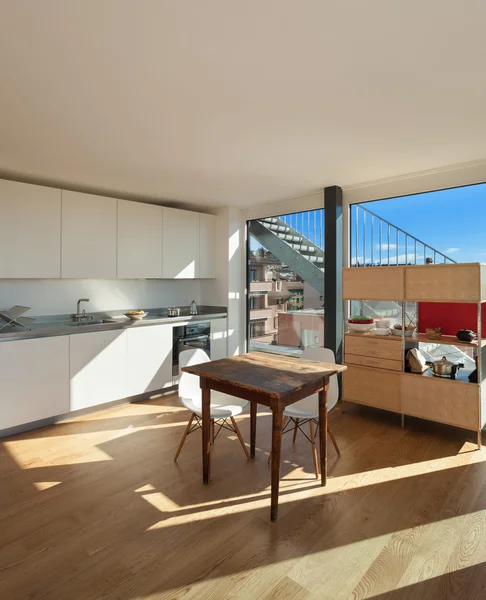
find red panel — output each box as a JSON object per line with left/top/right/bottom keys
{"left": 418, "top": 302, "right": 486, "bottom": 337}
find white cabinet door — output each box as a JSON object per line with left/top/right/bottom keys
{"left": 117, "top": 200, "right": 163, "bottom": 278}
{"left": 0, "top": 337, "right": 69, "bottom": 430}
{"left": 69, "top": 330, "right": 127, "bottom": 411}
{"left": 126, "top": 324, "right": 173, "bottom": 396}
{"left": 0, "top": 179, "right": 61, "bottom": 278}
{"left": 210, "top": 318, "right": 228, "bottom": 360}
{"left": 61, "top": 191, "right": 117, "bottom": 278}
{"left": 199, "top": 214, "right": 217, "bottom": 279}
{"left": 162, "top": 208, "right": 199, "bottom": 278}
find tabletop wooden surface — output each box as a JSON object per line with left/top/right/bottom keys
{"left": 181, "top": 351, "right": 346, "bottom": 400}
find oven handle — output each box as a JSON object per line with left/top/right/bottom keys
{"left": 179, "top": 335, "right": 210, "bottom": 343}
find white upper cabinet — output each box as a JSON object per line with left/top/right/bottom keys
{"left": 117, "top": 200, "right": 163, "bottom": 278}
{"left": 126, "top": 324, "right": 173, "bottom": 396}
{"left": 0, "top": 179, "right": 61, "bottom": 278}
{"left": 61, "top": 191, "right": 117, "bottom": 278}
{"left": 199, "top": 214, "right": 217, "bottom": 279}
{"left": 162, "top": 208, "right": 200, "bottom": 278}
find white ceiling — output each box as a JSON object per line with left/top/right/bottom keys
{"left": 1, "top": 0, "right": 486, "bottom": 209}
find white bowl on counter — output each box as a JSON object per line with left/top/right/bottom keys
{"left": 374, "top": 328, "right": 391, "bottom": 336}
{"left": 347, "top": 322, "right": 375, "bottom": 333}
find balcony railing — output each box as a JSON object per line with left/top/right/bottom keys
{"left": 351, "top": 204, "right": 456, "bottom": 266}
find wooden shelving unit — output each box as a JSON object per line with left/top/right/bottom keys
{"left": 342, "top": 263, "right": 486, "bottom": 448}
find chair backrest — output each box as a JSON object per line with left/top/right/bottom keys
{"left": 178, "top": 348, "right": 210, "bottom": 404}
{"left": 300, "top": 347, "right": 339, "bottom": 411}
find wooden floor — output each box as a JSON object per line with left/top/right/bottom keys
{"left": 2, "top": 395, "right": 486, "bottom": 600}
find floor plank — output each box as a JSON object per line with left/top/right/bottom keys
{"left": 0, "top": 396, "right": 485, "bottom": 599}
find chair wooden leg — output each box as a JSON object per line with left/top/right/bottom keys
{"left": 174, "top": 413, "right": 195, "bottom": 462}
{"left": 292, "top": 418, "right": 300, "bottom": 443}
{"left": 211, "top": 419, "right": 215, "bottom": 445}
{"left": 230, "top": 416, "right": 250, "bottom": 458}
{"left": 268, "top": 416, "right": 288, "bottom": 463}
{"left": 309, "top": 420, "right": 319, "bottom": 479}
{"left": 328, "top": 426, "right": 341, "bottom": 457}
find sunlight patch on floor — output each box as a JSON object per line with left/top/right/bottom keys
{"left": 33, "top": 481, "right": 62, "bottom": 491}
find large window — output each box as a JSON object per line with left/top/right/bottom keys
{"left": 247, "top": 209, "right": 324, "bottom": 353}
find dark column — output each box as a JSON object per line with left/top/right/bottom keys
{"left": 324, "top": 186, "right": 343, "bottom": 363}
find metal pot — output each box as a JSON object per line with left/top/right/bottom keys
{"left": 167, "top": 307, "right": 181, "bottom": 317}
{"left": 426, "top": 356, "right": 464, "bottom": 379}
{"left": 456, "top": 329, "right": 476, "bottom": 342}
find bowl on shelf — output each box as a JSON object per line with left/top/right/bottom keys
{"left": 374, "top": 328, "right": 390, "bottom": 336}
{"left": 347, "top": 322, "right": 375, "bottom": 333}
{"left": 392, "top": 325, "right": 416, "bottom": 337}
{"left": 425, "top": 327, "right": 442, "bottom": 340}
{"left": 125, "top": 310, "right": 147, "bottom": 321}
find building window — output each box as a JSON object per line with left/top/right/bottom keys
{"left": 275, "top": 280, "right": 282, "bottom": 291}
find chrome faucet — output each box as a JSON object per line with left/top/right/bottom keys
{"left": 74, "top": 298, "right": 91, "bottom": 322}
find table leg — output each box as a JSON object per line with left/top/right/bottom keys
{"left": 201, "top": 378, "right": 211, "bottom": 484}
{"left": 250, "top": 401, "right": 257, "bottom": 459}
{"left": 318, "top": 380, "right": 329, "bottom": 486}
{"left": 270, "top": 405, "right": 283, "bottom": 521}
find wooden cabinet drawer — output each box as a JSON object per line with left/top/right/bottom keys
{"left": 343, "top": 365, "right": 401, "bottom": 413}
{"left": 345, "top": 353, "right": 402, "bottom": 372}
{"left": 345, "top": 335, "right": 403, "bottom": 361}
{"left": 401, "top": 374, "right": 479, "bottom": 430}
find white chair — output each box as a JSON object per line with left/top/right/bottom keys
{"left": 268, "top": 347, "right": 341, "bottom": 478}
{"left": 174, "top": 348, "right": 250, "bottom": 461}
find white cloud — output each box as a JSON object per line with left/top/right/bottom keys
{"left": 446, "top": 247, "right": 460, "bottom": 254}
{"left": 375, "top": 243, "right": 397, "bottom": 250}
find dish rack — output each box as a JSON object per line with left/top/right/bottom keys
{"left": 0, "top": 306, "right": 35, "bottom": 331}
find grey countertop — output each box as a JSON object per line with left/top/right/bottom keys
{"left": 0, "top": 305, "right": 227, "bottom": 342}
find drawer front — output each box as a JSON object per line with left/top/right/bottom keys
{"left": 343, "top": 365, "right": 401, "bottom": 413}
{"left": 345, "top": 353, "right": 402, "bottom": 372}
{"left": 402, "top": 374, "right": 479, "bottom": 430}
{"left": 345, "top": 336, "right": 403, "bottom": 361}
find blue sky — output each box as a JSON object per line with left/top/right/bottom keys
{"left": 359, "top": 183, "right": 486, "bottom": 264}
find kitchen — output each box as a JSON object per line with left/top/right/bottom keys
{"left": 0, "top": 178, "right": 229, "bottom": 436}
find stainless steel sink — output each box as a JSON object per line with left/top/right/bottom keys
{"left": 68, "top": 319, "right": 117, "bottom": 327}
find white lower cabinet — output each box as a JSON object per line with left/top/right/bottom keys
{"left": 210, "top": 318, "right": 228, "bottom": 360}
{"left": 126, "top": 324, "right": 173, "bottom": 396}
{"left": 69, "top": 330, "right": 127, "bottom": 411}
{"left": 0, "top": 337, "right": 69, "bottom": 429}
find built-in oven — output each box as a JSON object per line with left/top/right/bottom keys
{"left": 172, "top": 321, "right": 211, "bottom": 376}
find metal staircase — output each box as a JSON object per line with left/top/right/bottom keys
{"left": 248, "top": 215, "right": 324, "bottom": 295}
{"left": 249, "top": 204, "right": 457, "bottom": 300}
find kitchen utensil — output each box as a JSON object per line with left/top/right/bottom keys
{"left": 456, "top": 329, "right": 476, "bottom": 342}
{"left": 376, "top": 319, "right": 391, "bottom": 329}
{"left": 347, "top": 322, "right": 375, "bottom": 333}
{"left": 392, "top": 324, "right": 416, "bottom": 337}
{"left": 426, "top": 356, "right": 464, "bottom": 379}
{"left": 190, "top": 300, "right": 198, "bottom": 315}
{"left": 125, "top": 311, "right": 147, "bottom": 321}
{"left": 373, "top": 328, "right": 390, "bottom": 336}
{"left": 167, "top": 307, "right": 181, "bottom": 317}
{"left": 426, "top": 327, "right": 442, "bottom": 340}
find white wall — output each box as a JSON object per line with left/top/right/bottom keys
{"left": 0, "top": 279, "right": 201, "bottom": 316}
{"left": 201, "top": 206, "right": 246, "bottom": 356}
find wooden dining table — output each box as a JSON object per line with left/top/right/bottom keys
{"left": 181, "top": 351, "right": 347, "bottom": 521}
